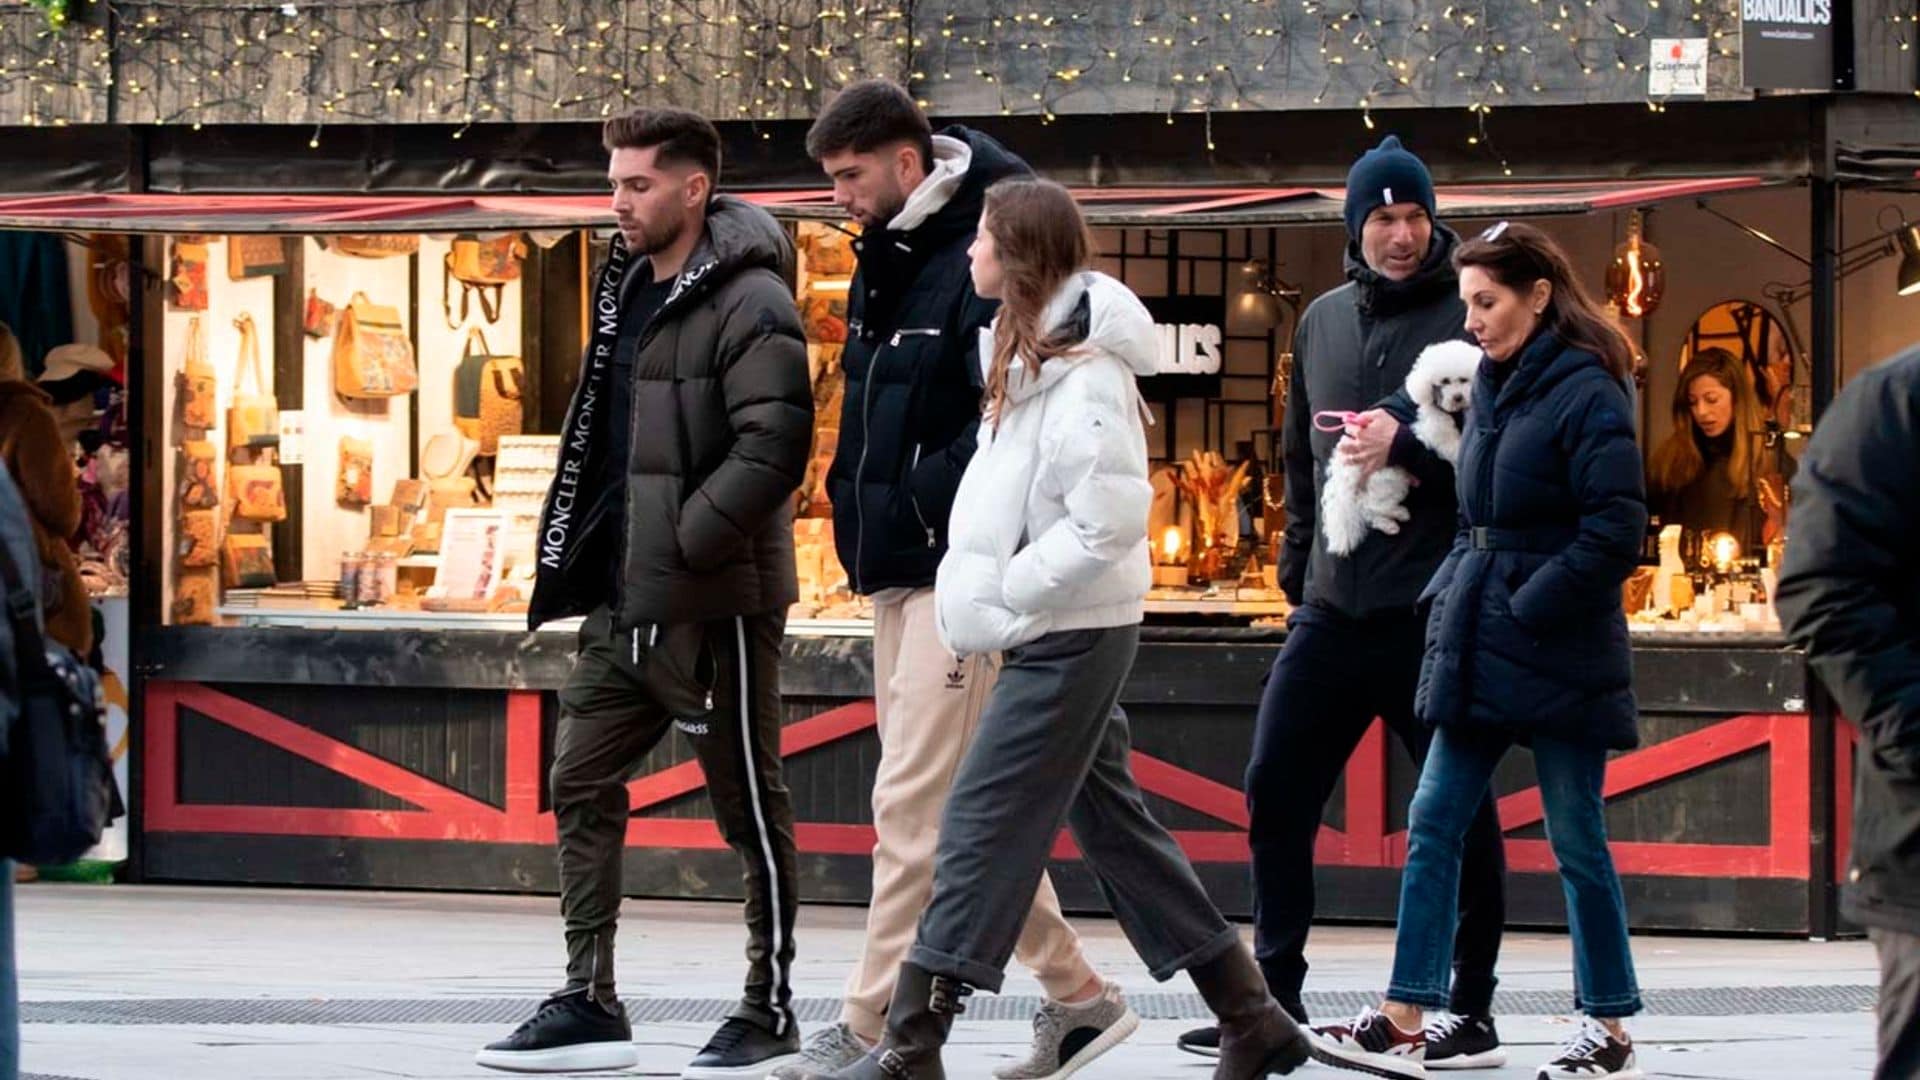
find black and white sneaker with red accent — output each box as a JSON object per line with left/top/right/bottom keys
{"left": 1536, "top": 1017, "right": 1643, "bottom": 1079}
{"left": 1308, "top": 1006, "right": 1428, "bottom": 1079}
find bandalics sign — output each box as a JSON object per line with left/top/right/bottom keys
{"left": 1740, "top": 0, "right": 1836, "bottom": 91}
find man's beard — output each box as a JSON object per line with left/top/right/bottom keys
{"left": 625, "top": 208, "right": 687, "bottom": 256}
{"left": 860, "top": 185, "right": 908, "bottom": 230}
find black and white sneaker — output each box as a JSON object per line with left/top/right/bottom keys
{"left": 682, "top": 1005, "right": 802, "bottom": 1079}
{"left": 1425, "top": 1013, "right": 1506, "bottom": 1070}
{"left": 1174, "top": 1023, "right": 1221, "bottom": 1058}
{"left": 476, "top": 987, "right": 638, "bottom": 1072}
{"left": 1536, "top": 1017, "right": 1642, "bottom": 1080}
{"left": 1308, "top": 1007, "right": 1428, "bottom": 1079}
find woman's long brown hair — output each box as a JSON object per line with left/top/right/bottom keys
{"left": 1453, "top": 221, "right": 1635, "bottom": 382}
{"left": 979, "top": 178, "right": 1094, "bottom": 429}
{"left": 1647, "top": 347, "right": 1760, "bottom": 498}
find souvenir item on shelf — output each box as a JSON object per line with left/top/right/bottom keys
{"left": 390, "top": 477, "right": 428, "bottom": 515}
{"left": 337, "top": 437, "right": 374, "bottom": 508}
{"left": 226, "top": 313, "right": 279, "bottom": 452}
{"left": 177, "top": 316, "right": 217, "bottom": 431}
{"left": 326, "top": 234, "right": 420, "bottom": 259}
{"left": 443, "top": 232, "right": 526, "bottom": 327}
{"left": 303, "top": 288, "right": 338, "bottom": 339}
{"left": 221, "top": 532, "right": 276, "bottom": 589}
{"left": 171, "top": 569, "right": 217, "bottom": 625}
{"left": 178, "top": 441, "right": 220, "bottom": 510}
{"left": 371, "top": 504, "right": 406, "bottom": 538}
{"left": 227, "top": 234, "right": 291, "bottom": 280}
{"left": 477, "top": 352, "right": 526, "bottom": 456}
{"left": 1172, "top": 450, "right": 1254, "bottom": 579}
{"left": 332, "top": 292, "right": 418, "bottom": 399}
{"left": 168, "top": 236, "right": 209, "bottom": 310}
{"left": 229, "top": 458, "right": 288, "bottom": 522}
{"left": 409, "top": 520, "right": 443, "bottom": 554}
{"left": 177, "top": 509, "right": 218, "bottom": 568}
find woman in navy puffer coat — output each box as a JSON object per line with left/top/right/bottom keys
{"left": 1311, "top": 222, "right": 1651, "bottom": 1080}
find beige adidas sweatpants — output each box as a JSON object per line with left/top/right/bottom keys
{"left": 840, "top": 587, "right": 1096, "bottom": 1041}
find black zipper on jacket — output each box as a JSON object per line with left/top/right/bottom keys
{"left": 852, "top": 326, "right": 943, "bottom": 588}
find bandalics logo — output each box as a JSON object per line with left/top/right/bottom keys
{"left": 1742, "top": 0, "right": 1831, "bottom": 24}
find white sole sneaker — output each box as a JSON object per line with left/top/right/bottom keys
{"left": 475, "top": 1040, "right": 640, "bottom": 1072}
{"left": 1308, "top": 1031, "right": 1429, "bottom": 1079}
{"left": 1031, "top": 1006, "right": 1141, "bottom": 1080}
{"left": 682, "top": 1052, "right": 802, "bottom": 1080}
{"left": 1429, "top": 1047, "right": 1508, "bottom": 1069}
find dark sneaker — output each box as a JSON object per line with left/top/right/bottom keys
{"left": 1536, "top": 1017, "right": 1642, "bottom": 1080}
{"left": 1174, "top": 1023, "right": 1220, "bottom": 1058}
{"left": 1308, "top": 1007, "right": 1427, "bottom": 1079}
{"left": 1425, "top": 1013, "right": 1506, "bottom": 1070}
{"left": 475, "top": 987, "right": 638, "bottom": 1073}
{"left": 684, "top": 1006, "right": 803, "bottom": 1079}
{"left": 769, "top": 1022, "right": 870, "bottom": 1079}
{"left": 993, "top": 982, "right": 1140, "bottom": 1079}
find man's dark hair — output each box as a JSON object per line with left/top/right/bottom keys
{"left": 602, "top": 107, "right": 722, "bottom": 182}
{"left": 805, "top": 78, "right": 934, "bottom": 168}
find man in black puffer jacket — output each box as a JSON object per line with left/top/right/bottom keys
{"left": 494, "top": 109, "right": 813, "bottom": 1080}
{"left": 1776, "top": 345, "right": 1920, "bottom": 1080}
{"left": 1180, "top": 137, "right": 1511, "bottom": 1068}
{"left": 771, "top": 82, "right": 1130, "bottom": 1080}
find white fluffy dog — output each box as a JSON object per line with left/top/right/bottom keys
{"left": 1321, "top": 339, "right": 1483, "bottom": 556}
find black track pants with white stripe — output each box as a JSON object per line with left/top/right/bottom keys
{"left": 552, "top": 605, "right": 798, "bottom": 1032}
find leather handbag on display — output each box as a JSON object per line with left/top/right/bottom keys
{"left": 443, "top": 232, "right": 526, "bottom": 327}
{"left": 326, "top": 234, "right": 420, "bottom": 259}
{"left": 177, "top": 316, "right": 217, "bottom": 431}
{"left": 178, "top": 441, "right": 220, "bottom": 510}
{"left": 177, "top": 509, "right": 218, "bottom": 568}
{"left": 221, "top": 532, "right": 277, "bottom": 589}
{"left": 337, "top": 437, "right": 374, "bottom": 508}
{"left": 168, "top": 237, "right": 209, "bottom": 311}
{"left": 227, "top": 313, "right": 279, "bottom": 452}
{"left": 230, "top": 457, "right": 288, "bottom": 523}
{"left": 227, "top": 234, "right": 291, "bottom": 280}
{"left": 332, "top": 292, "right": 418, "bottom": 399}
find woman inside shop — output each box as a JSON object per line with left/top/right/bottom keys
{"left": 0, "top": 321, "right": 92, "bottom": 656}
{"left": 1646, "top": 347, "right": 1790, "bottom": 551}
{"left": 1310, "top": 221, "right": 1648, "bottom": 1080}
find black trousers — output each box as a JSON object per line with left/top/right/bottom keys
{"left": 1873, "top": 928, "right": 1920, "bottom": 1080}
{"left": 1245, "top": 604, "right": 1507, "bottom": 1019}
{"left": 551, "top": 606, "right": 798, "bottom": 1033}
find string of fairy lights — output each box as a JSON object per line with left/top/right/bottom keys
{"left": 0, "top": 0, "right": 1914, "bottom": 165}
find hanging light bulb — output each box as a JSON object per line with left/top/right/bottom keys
{"left": 1606, "top": 210, "right": 1665, "bottom": 317}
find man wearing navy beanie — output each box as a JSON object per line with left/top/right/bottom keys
{"left": 1176, "top": 135, "right": 1513, "bottom": 1070}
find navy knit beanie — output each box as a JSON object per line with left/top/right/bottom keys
{"left": 1343, "top": 135, "right": 1436, "bottom": 241}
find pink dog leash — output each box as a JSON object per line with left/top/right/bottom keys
{"left": 1313, "top": 409, "right": 1370, "bottom": 434}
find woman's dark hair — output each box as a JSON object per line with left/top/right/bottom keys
{"left": 804, "top": 78, "right": 935, "bottom": 170}
{"left": 1453, "top": 221, "right": 1635, "bottom": 382}
{"left": 1648, "top": 347, "right": 1761, "bottom": 498}
{"left": 602, "top": 107, "right": 722, "bottom": 182}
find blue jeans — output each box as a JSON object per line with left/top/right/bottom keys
{"left": 1388, "top": 728, "right": 1642, "bottom": 1018}
{"left": 1, "top": 858, "right": 16, "bottom": 1080}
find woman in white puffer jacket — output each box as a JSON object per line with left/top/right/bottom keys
{"left": 833, "top": 178, "right": 1308, "bottom": 1080}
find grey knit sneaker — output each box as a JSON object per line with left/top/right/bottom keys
{"left": 992, "top": 983, "right": 1140, "bottom": 1080}
{"left": 768, "top": 1022, "right": 870, "bottom": 1080}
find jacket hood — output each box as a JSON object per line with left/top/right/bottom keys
{"left": 626, "top": 194, "right": 793, "bottom": 308}
{"left": 990, "top": 272, "right": 1158, "bottom": 405}
{"left": 907, "top": 125, "right": 1031, "bottom": 241}
{"left": 1346, "top": 221, "right": 1461, "bottom": 317}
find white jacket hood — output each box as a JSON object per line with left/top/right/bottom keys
{"left": 889, "top": 134, "right": 972, "bottom": 233}
{"left": 992, "top": 272, "right": 1160, "bottom": 406}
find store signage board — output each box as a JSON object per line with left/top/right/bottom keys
{"left": 278, "top": 410, "right": 305, "bottom": 465}
{"left": 1649, "top": 38, "right": 1710, "bottom": 96}
{"left": 435, "top": 509, "right": 509, "bottom": 601}
{"left": 1740, "top": 0, "right": 1836, "bottom": 90}
{"left": 1140, "top": 295, "right": 1225, "bottom": 400}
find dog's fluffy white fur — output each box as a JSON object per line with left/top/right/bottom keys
{"left": 1321, "top": 339, "right": 1483, "bottom": 556}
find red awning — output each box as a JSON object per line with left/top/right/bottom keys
{"left": 0, "top": 177, "right": 1775, "bottom": 234}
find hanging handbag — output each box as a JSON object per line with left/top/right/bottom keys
{"left": 227, "top": 313, "right": 279, "bottom": 452}
{"left": 221, "top": 532, "right": 276, "bottom": 589}
{"left": 332, "top": 292, "right": 418, "bottom": 399}
{"left": 171, "top": 569, "right": 217, "bottom": 625}
{"left": 0, "top": 526, "right": 121, "bottom": 865}
{"left": 478, "top": 354, "right": 527, "bottom": 456}
{"left": 177, "top": 509, "right": 218, "bottom": 568}
{"left": 303, "top": 288, "right": 338, "bottom": 340}
{"left": 443, "top": 232, "right": 526, "bottom": 328}
{"left": 326, "top": 234, "right": 420, "bottom": 259}
{"left": 177, "top": 316, "right": 217, "bottom": 431}
{"left": 453, "top": 328, "right": 491, "bottom": 439}
{"left": 168, "top": 236, "right": 209, "bottom": 311}
{"left": 337, "top": 437, "right": 374, "bottom": 508}
{"left": 178, "top": 441, "right": 220, "bottom": 510}
{"left": 227, "top": 234, "right": 290, "bottom": 280}
{"left": 230, "top": 456, "right": 288, "bottom": 523}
